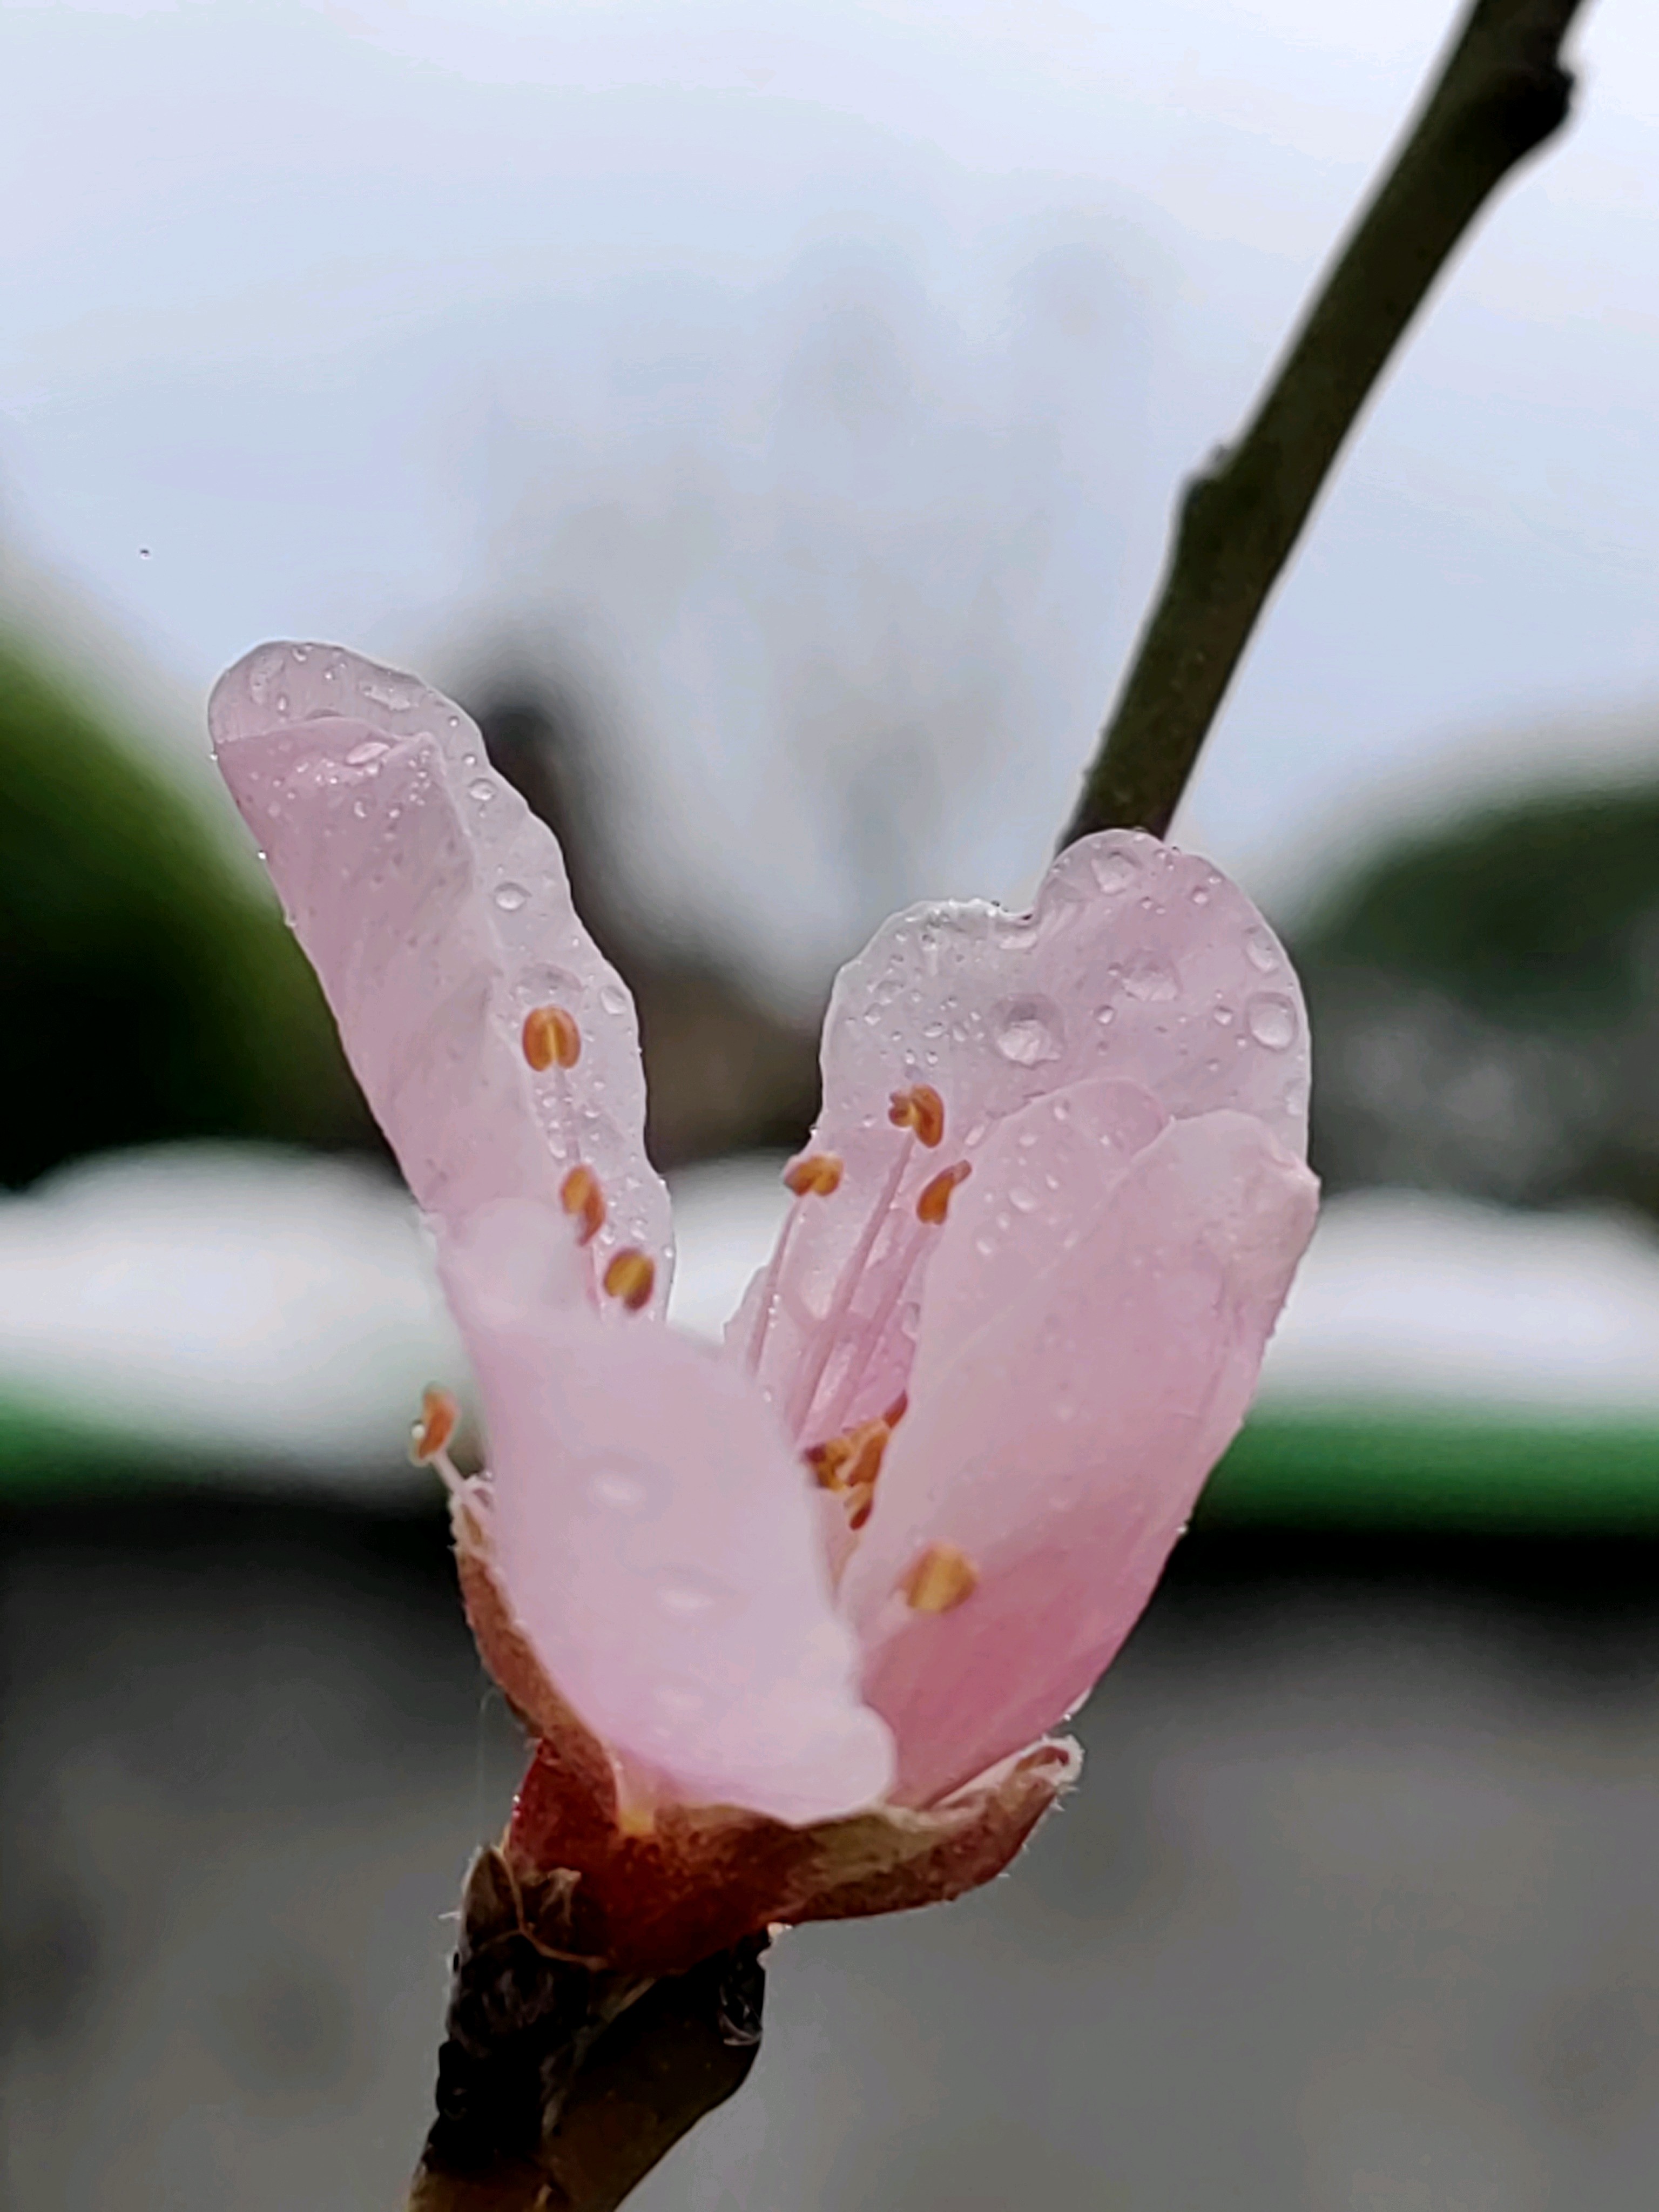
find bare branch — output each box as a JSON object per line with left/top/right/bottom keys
{"left": 1060, "top": 0, "right": 1592, "bottom": 848}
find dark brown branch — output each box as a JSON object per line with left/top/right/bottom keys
{"left": 1060, "top": 0, "right": 1591, "bottom": 848}
{"left": 407, "top": 1851, "right": 766, "bottom": 2212}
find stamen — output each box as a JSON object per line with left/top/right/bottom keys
{"left": 522, "top": 1003, "right": 582, "bottom": 1071}
{"left": 916, "top": 1159, "right": 972, "bottom": 1225}
{"left": 560, "top": 1165, "right": 606, "bottom": 1246}
{"left": 786, "top": 1136, "right": 915, "bottom": 1438}
{"left": 888, "top": 1083, "right": 945, "bottom": 1148}
{"left": 805, "top": 1417, "right": 889, "bottom": 1495}
{"left": 784, "top": 1152, "right": 844, "bottom": 1198}
{"left": 744, "top": 1152, "right": 845, "bottom": 1375}
{"left": 408, "top": 1384, "right": 458, "bottom": 1465}
{"left": 902, "top": 1542, "right": 979, "bottom": 1615}
{"left": 603, "top": 1248, "right": 656, "bottom": 1312}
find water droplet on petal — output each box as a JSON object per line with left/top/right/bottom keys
{"left": 657, "top": 1569, "right": 730, "bottom": 1621}
{"left": 493, "top": 881, "right": 529, "bottom": 913}
{"left": 1009, "top": 1185, "right": 1039, "bottom": 1214}
{"left": 468, "top": 778, "right": 495, "bottom": 803}
{"left": 1122, "top": 953, "right": 1178, "bottom": 1003}
{"left": 992, "top": 995, "right": 1065, "bottom": 1065}
{"left": 586, "top": 1460, "right": 659, "bottom": 1518}
{"left": 345, "top": 739, "right": 389, "bottom": 766}
{"left": 1246, "top": 992, "right": 1298, "bottom": 1050}
{"left": 1244, "top": 926, "right": 1279, "bottom": 973}
{"left": 599, "top": 982, "right": 628, "bottom": 1015}
{"left": 1090, "top": 847, "right": 1140, "bottom": 894}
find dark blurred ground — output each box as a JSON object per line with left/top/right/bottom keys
{"left": 4, "top": 1494, "right": 1657, "bottom": 2212}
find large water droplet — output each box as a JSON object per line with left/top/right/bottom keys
{"left": 1246, "top": 992, "right": 1298, "bottom": 1049}
{"left": 1122, "top": 953, "right": 1179, "bottom": 1003}
{"left": 992, "top": 995, "right": 1064, "bottom": 1065}
{"left": 345, "top": 739, "right": 389, "bottom": 766}
{"left": 361, "top": 673, "right": 415, "bottom": 712}
{"left": 493, "top": 881, "right": 529, "bottom": 913}
{"left": 468, "top": 778, "right": 495, "bottom": 804}
{"left": 1090, "top": 846, "right": 1140, "bottom": 894}
{"left": 1244, "top": 925, "right": 1279, "bottom": 974}
{"left": 599, "top": 982, "right": 628, "bottom": 1015}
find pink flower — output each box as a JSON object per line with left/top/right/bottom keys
{"left": 211, "top": 641, "right": 1317, "bottom": 1970}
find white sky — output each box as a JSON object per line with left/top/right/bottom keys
{"left": 4, "top": 0, "right": 1657, "bottom": 983}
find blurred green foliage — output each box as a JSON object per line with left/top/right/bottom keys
{"left": 1, "top": 636, "right": 370, "bottom": 1188}
{"left": 1296, "top": 779, "right": 1659, "bottom": 1216}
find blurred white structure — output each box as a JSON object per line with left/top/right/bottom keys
{"left": 5, "top": 1144, "right": 1659, "bottom": 1493}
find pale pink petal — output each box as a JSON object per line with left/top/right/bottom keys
{"left": 734, "top": 830, "right": 1307, "bottom": 1450}
{"left": 440, "top": 1205, "right": 895, "bottom": 1826}
{"left": 209, "top": 641, "right": 670, "bottom": 1290}
{"left": 840, "top": 1097, "right": 1318, "bottom": 1805}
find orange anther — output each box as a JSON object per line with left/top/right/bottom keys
{"left": 603, "top": 1247, "right": 656, "bottom": 1312}
{"left": 805, "top": 1415, "right": 891, "bottom": 1496}
{"left": 522, "top": 1003, "right": 581, "bottom": 1071}
{"left": 916, "top": 1159, "right": 972, "bottom": 1225}
{"left": 902, "top": 1541, "right": 979, "bottom": 1615}
{"left": 784, "top": 1152, "right": 844, "bottom": 1198}
{"left": 409, "top": 1384, "right": 459, "bottom": 1466}
{"left": 847, "top": 1485, "right": 876, "bottom": 1532}
{"left": 888, "top": 1083, "right": 946, "bottom": 1148}
{"left": 883, "top": 1391, "right": 909, "bottom": 1429}
{"left": 560, "top": 1165, "right": 606, "bottom": 1246}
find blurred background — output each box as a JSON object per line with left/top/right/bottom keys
{"left": 4, "top": 1, "right": 1659, "bottom": 2206}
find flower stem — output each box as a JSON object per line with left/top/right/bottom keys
{"left": 406, "top": 1850, "right": 765, "bottom": 2212}
{"left": 1058, "top": 0, "right": 1590, "bottom": 851}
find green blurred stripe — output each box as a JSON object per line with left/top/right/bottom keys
{"left": 6, "top": 1392, "right": 1659, "bottom": 1531}
{"left": 1204, "top": 1407, "right": 1659, "bottom": 1531}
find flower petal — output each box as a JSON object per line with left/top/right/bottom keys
{"left": 736, "top": 830, "right": 1307, "bottom": 1446}
{"left": 840, "top": 1097, "right": 1318, "bottom": 1804}
{"left": 447, "top": 1236, "right": 895, "bottom": 1825}
{"left": 209, "top": 641, "right": 670, "bottom": 1287}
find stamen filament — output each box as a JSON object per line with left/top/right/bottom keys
{"left": 786, "top": 1135, "right": 913, "bottom": 1441}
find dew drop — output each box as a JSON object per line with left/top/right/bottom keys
{"left": 1244, "top": 926, "right": 1279, "bottom": 974}
{"left": 1212, "top": 1004, "right": 1235, "bottom": 1028}
{"left": 657, "top": 1569, "right": 729, "bottom": 1620}
{"left": 1094, "top": 1004, "right": 1116, "bottom": 1029}
{"left": 586, "top": 1461, "right": 658, "bottom": 1518}
{"left": 1009, "top": 1186, "right": 1039, "bottom": 1214}
{"left": 361, "top": 673, "right": 415, "bottom": 712}
{"left": 992, "top": 995, "right": 1064, "bottom": 1065}
{"left": 1090, "top": 847, "right": 1140, "bottom": 894}
{"left": 468, "top": 778, "right": 495, "bottom": 803}
{"left": 345, "top": 739, "right": 389, "bottom": 766}
{"left": 1246, "top": 993, "right": 1298, "bottom": 1050}
{"left": 973, "top": 1231, "right": 997, "bottom": 1259}
{"left": 1122, "top": 953, "right": 1178, "bottom": 1004}
{"left": 493, "top": 881, "right": 529, "bottom": 913}
{"left": 599, "top": 982, "right": 628, "bottom": 1015}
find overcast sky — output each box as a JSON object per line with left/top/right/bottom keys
{"left": 4, "top": 0, "right": 1657, "bottom": 987}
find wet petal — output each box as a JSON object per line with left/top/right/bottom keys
{"left": 737, "top": 831, "right": 1307, "bottom": 1445}
{"left": 840, "top": 1103, "right": 1318, "bottom": 1805}
{"left": 210, "top": 641, "right": 669, "bottom": 1289}
{"left": 449, "top": 1239, "right": 895, "bottom": 1825}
